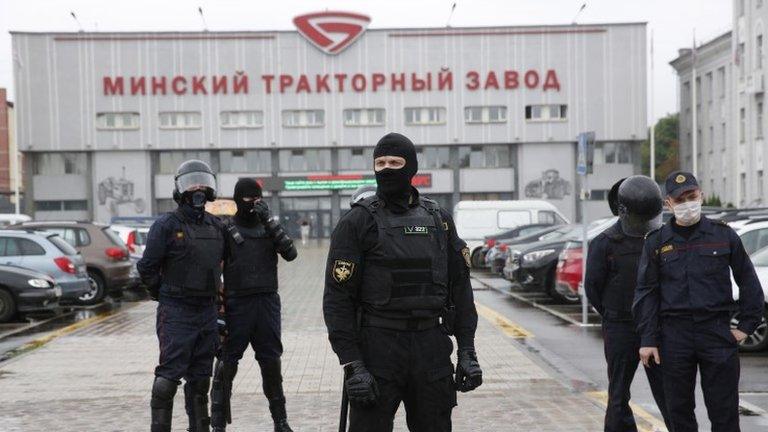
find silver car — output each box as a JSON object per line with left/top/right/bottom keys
{"left": 0, "top": 230, "right": 90, "bottom": 302}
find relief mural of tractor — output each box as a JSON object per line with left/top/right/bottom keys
{"left": 97, "top": 167, "right": 146, "bottom": 217}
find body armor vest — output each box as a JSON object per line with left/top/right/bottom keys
{"left": 355, "top": 196, "right": 449, "bottom": 317}
{"left": 603, "top": 223, "right": 644, "bottom": 319}
{"left": 162, "top": 209, "right": 224, "bottom": 297}
{"left": 223, "top": 221, "right": 278, "bottom": 296}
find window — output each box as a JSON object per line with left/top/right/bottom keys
{"left": 498, "top": 211, "right": 532, "bottom": 229}
{"left": 739, "top": 0, "right": 745, "bottom": 16}
{"left": 740, "top": 108, "right": 746, "bottom": 142}
{"left": 464, "top": 106, "right": 507, "bottom": 124}
{"left": 709, "top": 126, "right": 714, "bottom": 152}
{"left": 601, "top": 143, "right": 632, "bottom": 164}
{"left": 159, "top": 112, "right": 201, "bottom": 129}
{"left": 33, "top": 153, "right": 87, "bottom": 175}
{"left": 758, "top": 102, "right": 764, "bottom": 139}
{"left": 458, "top": 145, "right": 512, "bottom": 168}
{"left": 220, "top": 111, "right": 263, "bottom": 128}
{"left": 695, "top": 77, "right": 701, "bottom": 103}
{"left": 718, "top": 67, "right": 726, "bottom": 98}
{"left": 759, "top": 170, "right": 765, "bottom": 199}
{"left": 282, "top": 110, "right": 324, "bottom": 127}
{"left": 525, "top": 104, "right": 567, "bottom": 121}
{"left": 739, "top": 43, "right": 746, "bottom": 78}
{"left": 722, "top": 122, "right": 727, "bottom": 150}
{"left": 537, "top": 211, "right": 567, "bottom": 224}
{"left": 758, "top": 35, "right": 764, "bottom": 70}
{"left": 278, "top": 149, "right": 331, "bottom": 171}
{"left": 343, "top": 109, "right": 385, "bottom": 126}
{"left": 158, "top": 151, "right": 217, "bottom": 174}
{"left": 96, "top": 112, "right": 139, "bottom": 130}
{"left": 404, "top": 107, "right": 446, "bottom": 125}
{"left": 18, "top": 239, "right": 45, "bottom": 256}
{"left": 42, "top": 228, "right": 91, "bottom": 247}
{"left": 338, "top": 148, "right": 374, "bottom": 170}
{"left": 741, "top": 228, "right": 768, "bottom": 255}
{"left": 34, "top": 201, "right": 89, "bottom": 213}
{"left": 682, "top": 82, "right": 691, "bottom": 105}
{"left": 48, "top": 236, "right": 78, "bottom": 255}
{"left": 416, "top": 147, "right": 451, "bottom": 169}
{"left": 706, "top": 72, "right": 713, "bottom": 102}
{"left": 220, "top": 150, "right": 271, "bottom": 173}
{"left": 741, "top": 173, "right": 747, "bottom": 204}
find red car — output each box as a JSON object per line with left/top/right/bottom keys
{"left": 554, "top": 240, "right": 584, "bottom": 303}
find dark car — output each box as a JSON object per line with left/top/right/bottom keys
{"left": 485, "top": 225, "right": 567, "bottom": 274}
{"left": 0, "top": 264, "right": 62, "bottom": 322}
{"left": 504, "top": 218, "right": 616, "bottom": 303}
{"left": 474, "top": 223, "right": 559, "bottom": 268}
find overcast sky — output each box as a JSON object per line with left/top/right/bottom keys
{"left": 0, "top": 0, "right": 732, "bottom": 125}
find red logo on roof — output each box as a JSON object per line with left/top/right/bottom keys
{"left": 293, "top": 11, "right": 371, "bottom": 55}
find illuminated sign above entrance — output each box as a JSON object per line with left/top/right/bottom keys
{"left": 257, "top": 174, "right": 432, "bottom": 191}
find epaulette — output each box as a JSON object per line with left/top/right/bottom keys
{"left": 713, "top": 219, "right": 729, "bottom": 227}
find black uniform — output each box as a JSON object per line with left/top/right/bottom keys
{"left": 585, "top": 221, "right": 670, "bottom": 431}
{"left": 139, "top": 203, "right": 225, "bottom": 432}
{"left": 634, "top": 215, "right": 764, "bottom": 432}
{"left": 324, "top": 187, "right": 478, "bottom": 432}
{"left": 210, "top": 187, "right": 298, "bottom": 432}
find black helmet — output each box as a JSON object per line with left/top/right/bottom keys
{"left": 350, "top": 184, "right": 377, "bottom": 207}
{"left": 617, "top": 175, "right": 663, "bottom": 237}
{"left": 607, "top": 178, "right": 627, "bottom": 216}
{"left": 173, "top": 159, "right": 217, "bottom": 203}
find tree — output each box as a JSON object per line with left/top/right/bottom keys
{"left": 641, "top": 113, "right": 679, "bottom": 183}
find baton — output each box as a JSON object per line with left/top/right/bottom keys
{"left": 339, "top": 372, "right": 349, "bottom": 432}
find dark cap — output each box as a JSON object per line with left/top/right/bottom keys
{"left": 664, "top": 171, "right": 699, "bottom": 198}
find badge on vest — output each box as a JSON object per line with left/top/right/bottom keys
{"left": 404, "top": 226, "right": 429, "bottom": 235}
{"left": 660, "top": 244, "right": 674, "bottom": 254}
{"left": 175, "top": 231, "right": 184, "bottom": 239}
{"left": 332, "top": 259, "right": 355, "bottom": 283}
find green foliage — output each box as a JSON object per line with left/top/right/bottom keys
{"left": 641, "top": 113, "right": 679, "bottom": 183}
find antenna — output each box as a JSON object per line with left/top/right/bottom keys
{"left": 571, "top": 3, "right": 587, "bottom": 25}
{"left": 70, "top": 11, "right": 84, "bottom": 32}
{"left": 446, "top": 2, "right": 457, "bottom": 28}
{"left": 198, "top": 7, "right": 208, "bottom": 32}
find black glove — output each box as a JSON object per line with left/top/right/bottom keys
{"left": 251, "top": 200, "right": 272, "bottom": 224}
{"left": 455, "top": 349, "right": 482, "bottom": 393}
{"left": 344, "top": 360, "right": 379, "bottom": 407}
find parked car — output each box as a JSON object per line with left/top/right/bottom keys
{"left": 477, "top": 223, "right": 559, "bottom": 268}
{"left": 8, "top": 221, "right": 134, "bottom": 304}
{"left": 485, "top": 225, "right": 567, "bottom": 274}
{"left": 730, "top": 245, "right": 768, "bottom": 352}
{"left": 0, "top": 263, "right": 62, "bottom": 322}
{"left": 505, "top": 218, "right": 616, "bottom": 303}
{"left": 453, "top": 200, "right": 570, "bottom": 269}
{"left": 0, "top": 214, "right": 32, "bottom": 227}
{"left": 0, "top": 230, "right": 90, "bottom": 303}
{"left": 110, "top": 224, "right": 148, "bottom": 289}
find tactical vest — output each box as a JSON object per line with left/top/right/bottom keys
{"left": 161, "top": 209, "right": 224, "bottom": 297}
{"left": 355, "top": 196, "right": 449, "bottom": 316}
{"left": 603, "top": 223, "right": 644, "bottom": 319}
{"left": 223, "top": 221, "right": 278, "bottom": 296}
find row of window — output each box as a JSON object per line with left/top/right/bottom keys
{"left": 96, "top": 104, "right": 569, "bottom": 130}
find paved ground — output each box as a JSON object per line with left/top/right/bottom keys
{"left": 0, "top": 244, "right": 628, "bottom": 431}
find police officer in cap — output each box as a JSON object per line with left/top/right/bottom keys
{"left": 323, "top": 132, "right": 482, "bottom": 432}
{"left": 585, "top": 176, "right": 671, "bottom": 432}
{"left": 349, "top": 184, "right": 377, "bottom": 208}
{"left": 634, "top": 171, "right": 765, "bottom": 432}
{"left": 138, "top": 159, "right": 225, "bottom": 432}
{"left": 210, "top": 177, "right": 297, "bottom": 432}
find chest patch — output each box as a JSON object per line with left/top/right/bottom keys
{"left": 660, "top": 244, "right": 674, "bottom": 254}
{"left": 404, "top": 226, "right": 429, "bottom": 235}
{"left": 175, "top": 231, "right": 185, "bottom": 240}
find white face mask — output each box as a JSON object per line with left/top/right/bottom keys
{"left": 672, "top": 200, "right": 702, "bottom": 226}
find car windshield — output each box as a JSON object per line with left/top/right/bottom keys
{"left": 47, "top": 235, "right": 78, "bottom": 255}
{"left": 751, "top": 246, "right": 768, "bottom": 267}
{"left": 102, "top": 227, "right": 127, "bottom": 247}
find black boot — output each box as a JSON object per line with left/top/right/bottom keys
{"left": 259, "top": 359, "right": 293, "bottom": 432}
{"left": 211, "top": 360, "right": 238, "bottom": 432}
{"left": 184, "top": 378, "right": 212, "bottom": 432}
{"left": 151, "top": 376, "right": 178, "bottom": 432}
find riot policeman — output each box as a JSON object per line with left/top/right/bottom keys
{"left": 323, "top": 133, "right": 482, "bottom": 432}
{"left": 210, "top": 177, "right": 297, "bottom": 432}
{"left": 634, "top": 171, "right": 765, "bottom": 432}
{"left": 585, "top": 176, "right": 671, "bottom": 432}
{"left": 138, "top": 160, "right": 225, "bottom": 432}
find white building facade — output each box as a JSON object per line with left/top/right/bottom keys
{"left": 12, "top": 15, "right": 646, "bottom": 236}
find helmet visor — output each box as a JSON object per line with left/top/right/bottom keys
{"left": 176, "top": 171, "right": 216, "bottom": 194}
{"left": 620, "top": 212, "right": 662, "bottom": 237}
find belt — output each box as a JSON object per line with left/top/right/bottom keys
{"left": 360, "top": 314, "right": 439, "bottom": 331}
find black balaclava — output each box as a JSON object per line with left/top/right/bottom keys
{"left": 180, "top": 190, "right": 208, "bottom": 220}
{"left": 234, "top": 177, "right": 262, "bottom": 224}
{"left": 373, "top": 133, "right": 418, "bottom": 212}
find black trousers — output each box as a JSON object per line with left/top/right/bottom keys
{"left": 602, "top": 320, "right": 670, "bottom": 432}
{"left": 660, "top": 314, "right": 741, "bottom": 432}
{"left": 349, "top": 325, "right": 457, "bottom": 432}
{"left": 220, "top": 292, "right": 283, "bottom": 363}
{"left": 155, "top": 299, "right": 218, "bottom": 382}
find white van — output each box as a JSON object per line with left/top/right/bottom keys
{"left": 0, "top": 213, "right": 32, "bottom": 227}
{"left": 453, "top": 200, "right": 570, "bottom": 264}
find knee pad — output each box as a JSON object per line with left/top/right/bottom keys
{"left": 151, "top": 376, "right": 178, "bottom": 408}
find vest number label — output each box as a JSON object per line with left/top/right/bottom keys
{"left": 404, "top": 226, "right": 429, "bottom": 235}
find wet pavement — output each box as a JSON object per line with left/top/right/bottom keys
{"left": 472, "top": 270, "right": 768, "bottom": 431}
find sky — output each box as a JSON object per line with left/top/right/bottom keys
{"left": 0, "top": 0, "right": 733, "bottom": 125}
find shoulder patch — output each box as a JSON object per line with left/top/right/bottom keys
{"left": 461, "top": 247, "right": 471, "bottom": 268}
{"left": 331, "top": 259, "right": 355, "bottom": 283}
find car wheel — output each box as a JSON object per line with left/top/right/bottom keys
{"left": 471, "top": 248, "right": 484, "bottom": 269}
{"left": 0, "top": 289, "right": 16, "bottom": 323}
{"left": 79, "top": 270, "right": 106, "bottom": 305}
{"left": 732, "top": 312, "right": 768, "bottom": 352}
